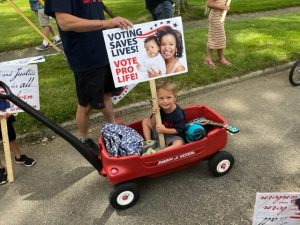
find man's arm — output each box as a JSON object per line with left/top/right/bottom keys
{"left": 55, "top": 12, "right": 132, "bottom": 32}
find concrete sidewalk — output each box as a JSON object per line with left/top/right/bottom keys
{"left": 0, "top": 68, "right": 299, "bottom": 225}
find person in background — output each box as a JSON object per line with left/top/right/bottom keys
{"left": 204, "top": 0, "right": 231, "bottom": 68}
{"left": 29, "top": 0, "right": 61, "bottom": 51}
{"left": 0, "top": 112, "right": 36, "bottom": 185}
{"left": 145, "top": 0, "right": 175, "bottom": 21}
{"left": 44, "top": 0, "right": 132, "bottom": 153}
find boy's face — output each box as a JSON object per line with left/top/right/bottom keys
{"left": 145, "top": 40, "right": 160, "bottom": 58}
{"left": 157, "top": 88, "right": 176, "bottom": 112}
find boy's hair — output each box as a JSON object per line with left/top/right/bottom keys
{"left": 156, "top": 79, "right": 177, "bottom": 96}
{"left": 156, "top": 27, "right": 183, "bottom": 58}
{"left": 144, "top": 35, "right": 159, "bottom": 45}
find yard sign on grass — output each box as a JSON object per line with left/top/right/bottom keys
{"left": 103, "top": 17, "right": 188, "bottom": 148}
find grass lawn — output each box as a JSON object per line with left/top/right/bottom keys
{"left": 13, "top": 12, "right": 300, "bottom": 134}
{"left": 1, "top": 0, "right": 300, "bottom": 52}
{"left": 0, "top": 1, "right": 300, "bottom": 134}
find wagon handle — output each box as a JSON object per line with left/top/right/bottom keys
{"left": 0, "top": 81, "right": 102, "bottom": 171}
{"left": 0, "top": 81, "right": 12, "bottom": 100}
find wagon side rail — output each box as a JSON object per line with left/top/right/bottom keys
{"left": 0, "top": 81, "right": 102, "bottom": 171}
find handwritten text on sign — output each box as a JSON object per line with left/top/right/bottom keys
{"left": 0, "top": 65, "right": 40, "bottom": 113}
{"left": 252, "top": 192, "right": 300, "bottom": 225}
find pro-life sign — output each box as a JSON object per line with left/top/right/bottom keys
{"left": 103, "top": 17, "right": 188, "bottom": 87}
{"left": 0, "top": 64, "right": 40, "bottom": 113}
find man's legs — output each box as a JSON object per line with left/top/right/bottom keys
{"left": 101, "top": 93, "right": 115, "bottom": 123}
{"left": 76, "top": 104, "right": 92, "bottom": 140}
{"left": 152, "top": 1, "right": 174, "bottom": 20}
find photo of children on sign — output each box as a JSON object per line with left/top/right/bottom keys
{"left": 103, "top": 17, "right": 188, "bottom": 88}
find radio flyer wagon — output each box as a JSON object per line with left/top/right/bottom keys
{"left": 0, "top": 81, "right": 236, "bottom": 210}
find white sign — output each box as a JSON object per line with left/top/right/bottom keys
{"left": 0, "top": 56, "right": 45, "bottom": 66}
{"left": 0, "top": 65, "right": 40, "bottom": 113}
{"left": 252, "top": 192, "right": 300, "bottom": 225}
{"left": 103, "top": 17, "right": 188, "bottom": 88}
{"left": 111, "top": 84, "right": 137, "bottom": 105}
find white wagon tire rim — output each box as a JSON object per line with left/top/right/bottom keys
{"left": 216, "top": 159, "right": 231, "bottom": 173}
{"left": 117, "top": 191, "right": 135, "bottom": 206}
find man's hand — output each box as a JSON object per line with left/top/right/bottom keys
{"left": 106, "top": 17, "right": 133, "bottom": 29}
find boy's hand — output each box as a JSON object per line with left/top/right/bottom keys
{"left": 151, "top": 107, "right": 157, "bottom": 114}
{"left": 156, "top": 124, "right": 166, "bottom": 133}
{"left": 0, "top": 112, "right": 11, "bottom": 119}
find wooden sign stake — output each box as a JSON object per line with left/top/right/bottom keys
{"left": 7, "top": 0, "right": 62, "bottom": 53}
{"left": 220, "top": 0, "right": 232, "bottom": 23}
{"left": 149, "top": 80, "right": 165, "bottom": 149}
{"left": 0, "top": 116, "right": 14, "bottom": 182}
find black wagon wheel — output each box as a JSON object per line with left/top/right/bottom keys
{"left": 109, "top": 181, "right": 139, "bottom": 210}
{"left": 289, "top": 60, "right": 300, "bottom": 86}
{"left": 208, "top": 151, "right": 234, "bottom": 177}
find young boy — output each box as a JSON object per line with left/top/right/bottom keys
{"left": 0, "top": 113, "right": 36, "bottom": 185}
{"left": 137, "top": 36, "right": 166, "bottom": 77}
{"left": 142, "top": 79, "right": 185, "bottom": 151}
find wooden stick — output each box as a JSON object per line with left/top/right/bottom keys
{"left": 149, "top": 80, "right": 165, "bottom": 149}
{"left": 103, "top": 2, "right": 115, "bottom": 18}
{"left": 220, "top": 0, "right": 232, "bottom": 23}
{"left": 0, "top": 117, "right": 14, "bottom": 182}
{"left": 7, "top": 0, "right": 62, "bottom": 53}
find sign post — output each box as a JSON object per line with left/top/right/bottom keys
{"left": 0, "top": 113, "right": 14, "bottom": 182}
{"left": 220, "top": 0, "right": 232, "bottom": 22}
{"left": 149, "top": 80, "right": 165, "bottom": 149}
{"left": 7, "top": 0, "right": 62, "bottom": 53}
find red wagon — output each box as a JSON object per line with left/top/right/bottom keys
{"left": 0, "top": 82, "right": 235, "bottom": 210}
{"left": 99, "top": 105, "right": 235, "bottom": 209}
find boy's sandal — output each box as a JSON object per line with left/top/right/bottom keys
{"left": 219, "top": 59, "right": 232, "bottom": 66}
{"left": 203, "top": 59, "right": 216, "bottom": 68}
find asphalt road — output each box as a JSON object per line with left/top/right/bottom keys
{"left": 0, "top": 69, "right": 299, "bottom": 225}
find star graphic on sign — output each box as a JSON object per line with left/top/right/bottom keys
{"left": 149, "top": 20, "right": 181, "bottom": 31}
